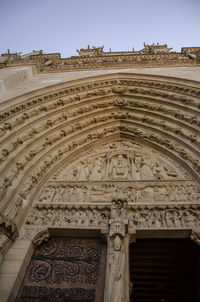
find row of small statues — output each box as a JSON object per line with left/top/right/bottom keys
{"left": 39, "top": 183, "right": 198, "bottom": 204}
{"left": 0, "top": 75, "right": 198, "bottom": 127}
{"left": 26, "top": 208, "right": 109, "bottom": 227}
{"left": 58, "top": 153, "right": 178, "bottom": 181}
{"left": 129, "top": 209, "right": 200, "bottom": 229}
{"left": 26, "top": 207, "right": 200, "bottom": 229}
{"left": 1, "top": 88, "right": 198, "bottom": 143}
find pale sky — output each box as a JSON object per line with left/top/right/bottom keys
{"left": 0, "top": 0, "right": 199, "bottom": 57}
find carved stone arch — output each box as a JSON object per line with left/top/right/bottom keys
{"left": 1, "top": 67, "right": 200, "bottom": 301}
{"left": 1, "top": 72, "right": 200, "bottom": 229}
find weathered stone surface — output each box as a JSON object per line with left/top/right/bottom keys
{"left": 0, "top": 46, "right": 200, "bottom": 301}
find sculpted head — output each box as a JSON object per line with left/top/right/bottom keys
{"left": 113, "top": 235, "right": 122, "bottom": 251}
{"left": 118, "top": 154, "right": 123, "bottom": 162}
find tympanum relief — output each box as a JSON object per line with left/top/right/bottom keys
{"left": 54, "top": 145, "right": 181, "bottom": 182}
{"left": 27, "top": 140, "right": 199, "bottom": 233}
{"left": 35, "top": 140, "right": 197, "bottom": 205}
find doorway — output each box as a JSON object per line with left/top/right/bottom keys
{"left": 130, "top": 238, "right": 200, "bottom": 302}
{"left": 17, "top": 236, "right": 107, "bottom": 302}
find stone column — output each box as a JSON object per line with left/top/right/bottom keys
{"left": 0, "top": 225, "right": 49, "bottom": 302}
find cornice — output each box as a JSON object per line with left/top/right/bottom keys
{"left": 1, "top": 44, "right": 200, "bottom": 73}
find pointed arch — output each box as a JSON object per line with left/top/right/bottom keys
{"left": 0, "top": 72, "right": 200, "bottom": 228}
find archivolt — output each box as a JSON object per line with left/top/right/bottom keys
{"left": 0, "top": 73, "right": 200, "bottom": 227}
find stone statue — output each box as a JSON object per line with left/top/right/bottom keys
{"left": 6, "top": 198, "right": 23, "bottom": 220}
{"left": 108, "top": 235, "right": 125, "bottom": 302}
{"left": 110, "top": 155, "right": 130, "bottom": 179}
{"left": 0, "top": 149, "right": 9, "bottom": 163}
{"left": 0, "top": 234, "right": 9, "bottom": 250}
{"left": 111, "top": 200, "right": 128, "bottom": 220}
{"left": 32, "top": 230, "right": 49, "bottom": 247}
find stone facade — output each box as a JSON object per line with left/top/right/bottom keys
{"left": 0, "top": 44, "right": 200, "bottom": 301}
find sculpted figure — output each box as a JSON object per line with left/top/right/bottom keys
{"left": 33, "top": 230, "right": 49, "bottom": 247}
{"left": 164, "top": 210, "right": 174, "bottom": 228}
{"left": 45, "top": 119, "right": 53, "bottom": 128}
{"left": 39, "top": 186, "right": 54, "bottom": 203}
{"left": 183, "top": 210, "right": 196, "bottom": 227}
{"left": 33, "top": 209, "right": 48, "bottom": 225}
{"left": 195, "top": 212, "right": 200, "bottom": 227}
{"left": 99, "top": 213, "right": 108, "bottom": 226}
{"left": 63, "top": 209, "right": 70, "bottom": 225}
{"left": 129, "top": 212, "right": 140, "bottom": 227}
{"left": 126, "top": 187, "right": 135, "bottom": 202}
{"left": 0, "top": 177, "right": 12, "bottom": 200}
{"left": 120, "top": 200, "right": 128, "bottom": 220}
{"left": 54, "top": 209, "right": 63, "bottom": 226}
{"left": 78, "top": 161, "right": 88, "bottom": 180}
{"left": 11, "top": 138, "right": 23, "bottom": 150}
{"left": 0, "top": 127, "right": 6, "bottom": 137}
{"left": 46, "top": 209, "right": 53, "bottom": 224}
{"left": 78, "top": 186, "right": 88, "bottom": 202}
{"left": 139, "top": 158, "right": 154, "bottom": 180}
{"left": 28, "top": 127, "right": 38, "bottom": 138}
{"left": 81, "top": 211, "right": 88, "bottom": 227}
{"left": 26, "top": 209, "right": 37, "bottom": 225}
{"left": 110, "top": 155, "right": 130, "bottom": 179}
{"left": 92, "top": 210, "right": 99, "bottom": 226}
{"left": 90, "top": 157, "right": 104, "bottom": 180}
{"left": 25, "top": 150, "right": 36, "bottom": 161}
{"left": 71, "top": 167, "right": 78, "bottom": 180}
{"left": 69, "top": 209, "right": 79, "bottom": 226}
{"left": 54, "top": 186, "right": 65, "bottom": 203}
{"left": 111, "top": 200, "right": 119, "bottom": 219}
{"left": 173, "top": 210, "right": 182, "bottom": 228}
{"left": 148, "top": 211, "right": 158, "bottom": 228}
{"left": 0, "top": 149, "right": 9, "bottom": 163}
{"left": 0, "top": 234, "right": 9, "bottom": 250}
{"left": 7, "top": 198, "right": 23, "bottom": 220}
{"left": 139, "top": 210, "right": 149, "bottom": 228}
{"left": 109, "top": 235, "right": 125, "bottom": 302}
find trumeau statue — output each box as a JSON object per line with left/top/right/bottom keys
{"left": 108, "top": 235, "right": 125, "bottom": 302}
{"left": 107, "top": 200, "right": 129, "bottom": 302}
